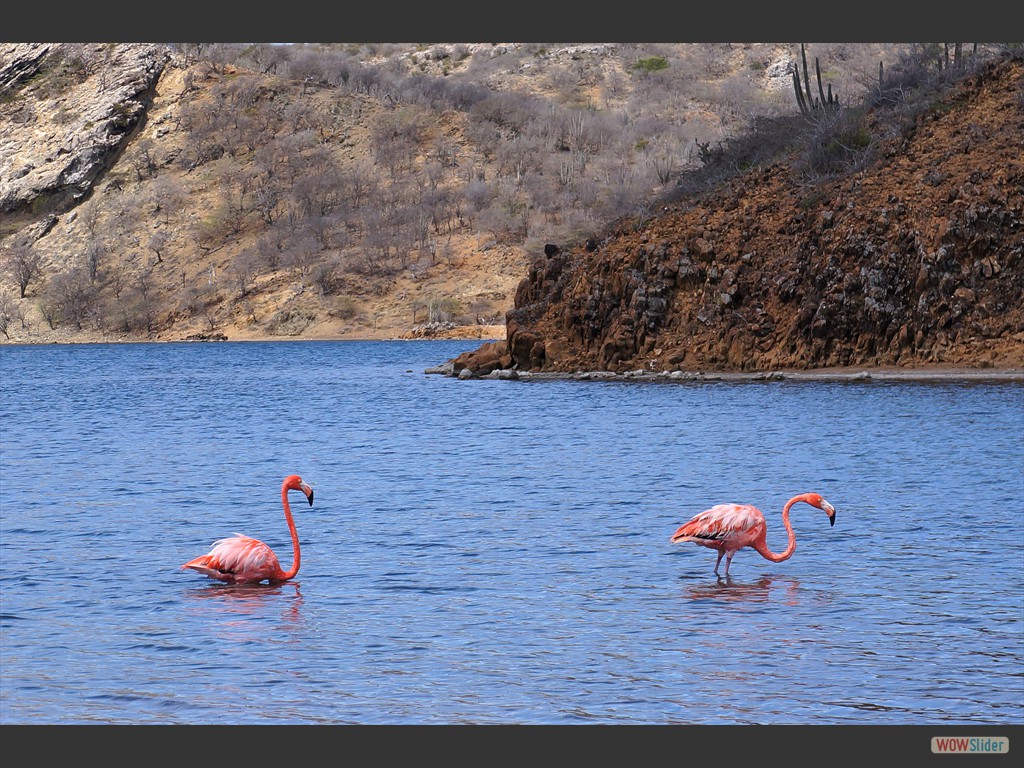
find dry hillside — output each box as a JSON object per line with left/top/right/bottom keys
{"left": 447, "top": 54, "right": 1024, "bottom": 376}
{"left": 1, "top": 42, "right": 914, "bottom": 345}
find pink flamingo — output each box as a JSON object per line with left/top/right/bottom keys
{"left": 181, "top": 474, "right": 314, "bottom": 585}
{"left": 670, "top": 492, "right": 836, "bottom": 578}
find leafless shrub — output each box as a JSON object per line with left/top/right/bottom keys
{"left": 3, "top": 243, "right": 45, "bottom": 298}
{"left": 147, "top": 230, "right": 170, "bottom": 264}
{"left": 284, "top": 234, "right": 323, "bottom": 277}
{"left": 42, "top": 268, "right": 101, "bottom": 330}
{"left": 115, "top": 281, "right": 158, "bottom": 334}
{"left": 328, "top": 295, "right": 358, "bottom": 320}
{"left": 426, "top": 294, "right": 464, "bottom": 324}
{"left": 310, "top": 254, "right": 346, "bottom": 296}
{"left": 228, "top": 250, "right": 260, "bottom": 298}
{"left": 0, "top": 293, "right": 25, "bottom": 338}
{"left": 797, "top": 106, "right": 875, "bottom": 180}
{"left": 129, "top": 139, "right": 159, "bottom": 181}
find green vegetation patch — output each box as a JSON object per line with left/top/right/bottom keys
{"left": 632, "top": 56, "right": 669, "bottom": 74}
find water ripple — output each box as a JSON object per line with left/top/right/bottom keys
{"left": 2, "top": 341, "right": 1022, "bottom": 725}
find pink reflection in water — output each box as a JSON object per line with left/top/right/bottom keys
{"left": 185, "top": 580, "right": 305, "bottom": 630}
{"left": 684, "top": 575, "right": 801, "bottom": 605}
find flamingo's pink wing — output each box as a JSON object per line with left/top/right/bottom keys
{"left": 181, "top": 533, "right": 281, "bottom": 581}
{"left": 672, "top": 503, "right": 765, "bottom": 547}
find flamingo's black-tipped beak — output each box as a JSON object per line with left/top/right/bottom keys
{"left": 823, "top": 500, "right": 836, "bottom": 526}
{"left": 301, "top": 483, "right": 314, "bottom": 506}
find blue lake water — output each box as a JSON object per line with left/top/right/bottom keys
{"left": 1, "top": 340, "right": 1022, "bottom": 725}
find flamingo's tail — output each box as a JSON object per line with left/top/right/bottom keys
{"left": 180, "top": 556, "right": 223, "bottom": 580}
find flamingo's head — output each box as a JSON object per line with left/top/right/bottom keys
{"left": 284, "top": 474, "right": 315, "bottom": 506}
{"left": 804, "top": 493, "right": 836, "bottom": 526}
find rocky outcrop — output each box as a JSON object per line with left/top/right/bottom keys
{"left": 0, "top": 43, "right": 169, "bottom": 223}
{"left": 0, "top": 43, "right": 54, "bottom": 93}
{"left": 448, "top": 338, "right": 512, "bottom": 376}
{"left": 451, "top": 57, "right": 1024, "bottom": 375}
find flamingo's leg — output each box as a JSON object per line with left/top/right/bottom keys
{"left": 723, "top": 550, "right": 736, "bottom": 578}
{"left": 713, "top": 550, "right": 725, "bottom": 576}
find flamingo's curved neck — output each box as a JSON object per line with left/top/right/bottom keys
{"left": 280, "top": 484, "right": 301, "bottom": 580}
{"left": 753, "top": 495, "right": 803, "bottom": 563}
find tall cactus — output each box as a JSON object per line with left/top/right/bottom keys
{"left": 793, "top": 68, "right": 810, "bottom": 115}
{"left": 801, "top": 44, "right": 814, "bottom": 107}
{"left": 792, "top": 43, "right": 839, "bottom": 115}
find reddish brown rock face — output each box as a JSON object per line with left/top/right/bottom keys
{"left": 450, "top": 340, "right": 511, "bottom": 376}
{"left": 491, "top": 58, "right": 1024, "bottom": 375}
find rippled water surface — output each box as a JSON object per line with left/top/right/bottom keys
{"left": 1, "top": 340, "right": 1022, "bottom": 724}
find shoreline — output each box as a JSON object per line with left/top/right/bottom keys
{"left": 0, "top": 335, "right": 504, "bottom": 347}
{"left": 427, "top": 362, "right": 1024, "bottom": 383}
{"left": 3, "top": 334, "right": 1022, "bottom": 382}
{"left": 507, "top": 367, "right": 1024, "bottom": 383}
{"left": 0, "top": 324, "right": 508, "bottom": 348}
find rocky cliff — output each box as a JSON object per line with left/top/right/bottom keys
{"left": 0, "top": 43, "right": 168, "bottom": 228}
{"left": 451, "top": 56, "right": 1024, "bottom": 376}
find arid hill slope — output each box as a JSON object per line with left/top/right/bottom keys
{"left": 451, "top": 56, "right": 1024, "bottom": 376}
{"left": 0, "top": 42, "right": 910, "bottom": 346}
